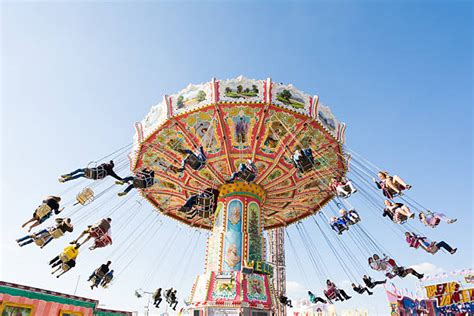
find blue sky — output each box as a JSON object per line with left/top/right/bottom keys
{"left": 1, "top": 1, "right": 472, "bottom": 315}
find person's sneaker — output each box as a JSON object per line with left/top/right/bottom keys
{"left": 117, "top": 192, "right": 127, "bottom": 197}
{"left": 368, "top": 292, "right": 373, "bottom": 295}
{"left": 418, "top": 274, "right": 424, "bottom": 279}
{"left": 115, "top": 181, "right": 124, "bottom": 185}
{"left": 406, "top": 185, "right": 412, "bottom": 190}
{"left": 450, "top": 248, "right": 457, "bottom": 254}
{"left": 58, "top": 177, "right": 65, "bottom": 183}
{"left": 410, "top": 213, "right": 415, "bottom": 219}
{"left": 61, "top": 174, "right": 71, "bottom": 179}
{"left": 447, "top": 219, "right": 457, "bottom": 224}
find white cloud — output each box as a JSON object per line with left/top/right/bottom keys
{"left": 409, "top": 262, "right": 444, "bottom": 275}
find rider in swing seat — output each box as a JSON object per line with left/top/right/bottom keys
{"left": 70, "top": 218, "right": 112, "bottom": 249}
{"left": 180, "top": 188, "right": 220, "bottom": 219}
{"left": 22, "top": 196, "right": 64, "bottom": 232}
{"left": 330, "top": 216, "right": 348, "bottom": 235}
{"left": 331, "top": 177, "right": 357, "bottom": 198}
{"left": 89, "top": 261, "right": 111, "bottom": 290}
{"left": 419, "top": 211, "right": 457, "bottom": 228}
{"left": 308, "top": 291, "right": 327, "bottom": 304}
{"left": 60, "top": 160, "right": 124, "bottom": 183}
{"left": 100, "top": 270, "right": 114, "bottom": 287}
{"left": 117, "top": 168, "right": 155, "bottom": 196}
{"left": 373, "top": 171, "right": 411, "bottom": 199}
{"left": 292, "top": 148, "right": 317, "bottom": 173}
{"left": 175, "top": 146, "right": 207, "bottom": 172}
{"left": 17, "top": 218, "right": 73, "bottom": 248}
{"left": 226, "top": 159, "right": 258, "bottom": 183}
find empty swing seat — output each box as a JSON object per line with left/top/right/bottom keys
{"left": 76, "top": 187, "right": 95, "bottom": 205}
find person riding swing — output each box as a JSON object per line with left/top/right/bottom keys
{"left": 292, "top": 147, "right": 317, "bottom": 173}
{"left": 116, "top": 168, "right": 155, "bottom": 196}
{"left": 226, "top": 159, "right": 258, "bottom": 183}
{"left": 180, "top": 188, "right": 220, "bottom": 219}
{"left": 59, "top": 160, "right": 124, "bottom": 183}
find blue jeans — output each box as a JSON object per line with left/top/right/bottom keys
{"left": 64, "top": 168, "right": 86, "bottom": 181}
{"left": 18, "top": 229, "right": 48, "bottom": 247}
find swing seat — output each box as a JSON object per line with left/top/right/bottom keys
{"left": 92, "top": 233, "right": 112, "bottom": 249}
{"left": 85, "top": 166, "right": 106, "bottom": 180}
{"left": 35, "top": 204, "right": 52, "bottom": 219}
{"left": 34, "top": 237, "right": 47, "bottom": 247}
{"left": 324, "top": 290, "right": 336, "bottom": 300}
{"left": 187, "top": 154, "right": 205, "bottom": 170}
{"left": 59, "top": 253, "right": 69, "bottom": 263}
{"left": 196, "top": 193, "right": 214, "bottom": 211}
{"left": 296, "top": 155, "right": 314, "bottom": 173}
{"left": 50, "top": 228, "right": 65, "bottom": 239}
{"left": 76, "top": 187, "right": 95, "bottom": 205}
{"left": 240, "top": 168, "right": 257, "bottom": 182}
{"left": 133, "top": 174, "right": 154, "bottom": 189}
{"left": 89, "top": 226, "right": 107, "bottom": 239}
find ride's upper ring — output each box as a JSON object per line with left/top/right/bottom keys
{"left": 130, "top": 76, "right": 348, "bottom": 230}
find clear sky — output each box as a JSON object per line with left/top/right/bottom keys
{"left": 1, "top": 1, "right": 472, "bottom": 315}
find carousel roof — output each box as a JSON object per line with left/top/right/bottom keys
{"left": 130, "top": 76, "right": 347, "bottom": 230}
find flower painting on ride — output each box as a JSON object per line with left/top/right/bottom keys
{"left": 223, "top": 200, "right": 242, "bottom": 271}
{"left": 245, "top": 274, "right": 268, "bottom": 303}
{"left": 212, "top": 275, "right": 237, "bottom": 300}
{"left": 247, "top": 202, "right": 262, "bottom": 262}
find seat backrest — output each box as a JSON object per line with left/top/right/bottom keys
{"left": 36, "top": 204, "right": 52, "bottom": 218}
{"left": 76, "top": 187, "right": 94, "bottom": 205}
{"left": 51, "top": 229, "right": 64, "bottom": 239}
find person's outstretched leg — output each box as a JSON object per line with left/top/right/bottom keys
{"left": 386, "top": 180, "right": 402, "bottom": 194}
{"left": 21, "top": 218, "right": 36, "bottom": 228}
{"left": 434, "top": 213, "right": 457, "bottom": 224}
{"left": 156, "top": 298, "right": 162, "bottom": 307}
{"left": 19, "top": 239, "right": 35, "bottom": 247}
{"left": 393, "top": 175, "right": 410, "bottom": 189}
{"left": 61, "top": 169, "right": 86, "bottom": 182}
{"left": 436, "top": 241, "right": 456, "bottom": 254}
{"left": 339, "top": 289, "right": 351, "bottom": 300}
{"left": 315, "top": 297, "right": 327, "bottom": 304}
{"left": 373, "top": 279, "right": 387, "bottom": 286}
{"left": 406, "top": 268, "right": 423, "bottom": 279}
{"left": 49, "top": 256, "right": 60, "bottom": 265}
{"left": 17, "top": 235, "right": 33, "bottom": 243}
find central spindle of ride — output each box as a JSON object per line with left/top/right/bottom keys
{"left": 206, "top": 182, "right": 266, "bottom": 273}
{"left": 187, "top": 182, "right": 274, "bottom": 315}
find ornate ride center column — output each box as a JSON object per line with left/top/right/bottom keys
{"left": 188, "top": 182, "right": 274, "bottom": 316}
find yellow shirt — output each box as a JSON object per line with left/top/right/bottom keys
{"left": 63, "top": 245, "right": 79, "bottom": 260}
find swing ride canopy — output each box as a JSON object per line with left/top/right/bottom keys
{"left": 130, "top": 76, "right": 348, "bottom": 230}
